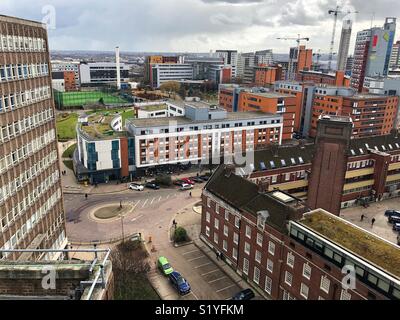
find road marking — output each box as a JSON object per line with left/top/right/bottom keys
{"left": 132, "top": 200, "right": 141, "bottom": 210}
{"left": 150, "top": 197, "right": 156, "bottom": 205}
{"left": 141, "top": 199, "right": 148, "bottom": 208}
{"left": 195, "top": 262, "right": 212, "bottom": 269}
{"left": 166, "top": 194, "right": 170, "bottom": 200}
{"left": 158, "top": 196, "right": 162, "bottom": 202}
{"left": 201, "top": 269, "right": 220, "bottom": 276}
{"left": 188, "top": 255, "right": 205, "bottom": 262}
{"left": 131, "top": 214, "right": 143, "bottom": 222}
{"left": 216, "top": 284, "right": 236, "bottom": 293}
{"left": 182, "top": 249, "right": 199, "bottom": 255}
{"left": 191, "top": 291, "right": 200, "bottom": 300}
{"left": 208, "top": 276, "right": 227, "bottom": 284}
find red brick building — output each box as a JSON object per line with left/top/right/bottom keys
{"left": 201, "top": 165, "right": 400, "bottom": 300}
{"left": 296, "top": 70, "right": 350, "bottom": 87}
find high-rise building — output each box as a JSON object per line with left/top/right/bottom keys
{"left": 0, "top": 15, "right": 67, "bottom": 260}
{"left": 215, "top": 50, "right": 238, "bottom": 78}
{"left": 389, "top": 40, "right": 400, "bottom": 69}
{"left": 255, "top": 49, "right": 274, "bottom": 66}
{"left": 345, "top": 55, "right": 354, "bottom": 75}
{"left": 236, "top": 52, "right": 255, "bottom": 78}
{"left": 287, "top": 45, "right": 312, "bottom": 80}
{"left": 351, "top": 18, "right": 397, "bottom": 92}
{"left": 337, "top": 20, "right": 353, "bottom": 71}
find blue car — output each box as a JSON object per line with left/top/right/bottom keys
{"left": 169, "top": 271, "right": 191, "bottom": 295}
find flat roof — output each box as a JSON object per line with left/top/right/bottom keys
{"left": 300, "top": 209, "right": 400, "bottom": 278}
{"left": 127, "top": 111, "right": 279, "bottom": 128}
{"left": 0, "top": 14, "right": 45, "bottom": 28}
{"left": 141, "top": 104, "right": 168, "bottom": 111}
{"left": 243, "top": 91, "right": 295, "bottom": 99}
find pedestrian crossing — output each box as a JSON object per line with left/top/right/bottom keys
{"left": 125, "top": 193, "right": 178, "bottom": 210}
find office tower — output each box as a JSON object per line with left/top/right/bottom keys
{"left": 215, "top": 50, "right": 238, "bottom": 77}
{"left": 389, "top": 40, "right": 400, "bottom": 69}
{"left": 0, "top": 15, "right": 67, "bottom": 260}
{"left": 337, "top": 20, "right": 353, "bottom": 71}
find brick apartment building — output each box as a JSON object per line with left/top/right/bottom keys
{"left": 218, "top": 86, "right": 298, "bottom": 140}
{"left": 200, "top": 165, "right": 400, "bottom": 300}
{"left": 310, "top": 86, "right": 399, "bottom": 138}
{"left": 0, "top": 15, "right": 67, "bottom": 260}
{"left": 246, "top": 115, "right": 400, "bottom": 214}
{"left": 296, "top": 70, "right": 350, "bottom": 87}
{"left": 253, "top": 65, "right": 283, "bottom": 87}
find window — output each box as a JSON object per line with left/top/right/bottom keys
{"left": 243, "top": 258, "right": 249, "bottom": 275}
{"left": 207, "top": 198, "right": 211, "bottom": 207}
{"left": 244, "top": 242, "right": 251, "bottom": 255}
{"left": 205, "top": 226, "right": 210, "bottom": 237}
{"left": 265, "top": 276, "right": 272, "bottom": 295}
{"left": 340, "top": 289, "right": 351, "bottom": 300}
{"left": 206, "top": 212, "right": 210, "bottom": 223}
{"left": 285, "top": 271, "right": 293, "bottom": 286}
{"left": 287, "top": 252, "right": 295, "bottom": 268}
{"left": 267, "top": 258, "right": 274, "bottom": 273}
{"left": 235, "top": 216, "right": 240, "bottom": 228}
{"left": 233, "top": 247, "right": 238, "bottom": 260}
{"left": 216, "top": 204, "right": 220, "bottom": 214}
{"left": 256, "top": 233, "right": 263, "bottom": 246}
{"left": 320, "top": 276, "right": 330, "bottom": 294}
{"left": 255, "top": 250, "right": 262, "bottom": 263}
{"left": 245, "top": 225, "right": 251, "bottom": 239}
{"left": 223, "top": 225, "right": 228, "bottom": 237}
{"left": 214, "top": 232, "right": 219, "bottom": 244}
{"left": 214, "top": 218, "right": 219, "bottom": 230}
{"left": 300, "top": 283, "right": 309, "bottom": 299}
{"left": 225, "top": 210, "right": 229, "bottom": 221}
{"left": 223, "top": 240, "right": 228, "bottom": 252}
{"left": 303, "top": 263, "right": 311, "bottom": 280}
{"left": 268, "top": 242, "right": 275, "bottom": 256}
{"left": 253, "top": 267, "right": 260, "bottom": 284}
{"left": 233, "top": 232, "right": 239, "bottom": 245}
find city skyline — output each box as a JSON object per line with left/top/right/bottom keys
{"left": 1, "top": 0, "right": 399, "bottom": 54}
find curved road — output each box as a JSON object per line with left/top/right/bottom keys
{"left": 64, "top": 187, "right": 201, "bottom": 243}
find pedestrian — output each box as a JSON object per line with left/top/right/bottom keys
{"left": 371, "top": 218, "right": 376, "bottom": 227}
{"left": 360, "top": 214, "right": 365, "bottom": 221}
{"left": 85, "top": 193, "right": 88, "bottom": 200}
{"left": 189, "top": 191, "right": 192, "bottom": 197}
{"left": 216, "top": 251, "right": 219, "bottom": 260}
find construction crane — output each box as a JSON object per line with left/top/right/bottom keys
{"left": 328, "top": 5, "right": 358, "bottom": 71}
{"left": 277, "top": 34, "right": 310, "bottom": 80}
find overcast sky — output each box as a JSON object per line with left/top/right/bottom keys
{"left": 1, "top": 0, "right": 399, "bottom": 54}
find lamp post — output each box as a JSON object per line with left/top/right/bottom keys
{"left": 120, "top": 214, "right": 125, "bottom": 243}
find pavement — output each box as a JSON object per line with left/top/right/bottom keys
{"left": 341, "top": 197, "right": 400, "bottom": 245}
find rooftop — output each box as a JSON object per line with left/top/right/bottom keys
{"left": 141, "top": 104, "right": 168, "bottom": 111}
{"left": 300, "top": 209, "right": 400, "bottom": 279}
{"left": 79, "top": 110, "right": 129, "bottom": 139}
{"left": 126, "top": 111, "right": 279, "bottom": 128}
{"left": 244, "top": 91, "right": 295, "bottom": 99}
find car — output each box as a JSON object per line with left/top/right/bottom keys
{"left": 129, "top": 183, "right": 144, "bottom": 191}
{"left": 385, "top": 210, "right": 400, "bottom": 217}
{"left": 190, "top": 176, "right": 204, "bottom": 183}
{"left": 145, "top": 182, "right": 160, "bottom": 190}
{"left": 169, "top": 271, "right": 191, "bottom": 295}
{"left": 174, "top": 180, "right": 186, "bottom": 187}
{"left": 397, "top": 234, "right": 400, "bottom": 246}
{"left": 180, "top": 183, "right": 193, "bottom": 191}
{"left": 181, "top": 178, "right": 195, "bottom": 185}
{"left": 389, "top": 215, "right": 400, "bottom": 224}
{"left": 393, "top": 223, "right": 400, "bottom": 232}
{"left": 199, "top": 175, "right": 211, "bottom": 181}
{"left": 231, "top": 288, "right": 255, "bottom": 300}
{"left": 157, "top": 256, "right": 174, "bottom": 276}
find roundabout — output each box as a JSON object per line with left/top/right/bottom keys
{"left": 90, "top": 202, "right": 134, "bottom": 223}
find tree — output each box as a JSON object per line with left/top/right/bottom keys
{"left": 174, "top": 227, "right": 188, "bottom": 243}
{"left": 160, "top": 81, "right": 181, "bottom": 94}
{"left": 155, "top": 174, "right": 172, "bottom": 186}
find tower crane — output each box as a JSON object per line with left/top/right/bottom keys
{"left": 328, "top": 5, "right": 358, "bottom": 71}
{"left": 277, "top": 34, "right": 310, "bottom": 80}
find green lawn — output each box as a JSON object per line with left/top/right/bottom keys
{"left": 62, "top": 143, "right": 77, "bottom": 158}
{"left": 63, "top": 160, "right": 74, "bottom": 171}
{"left": 114, "top": 273, "right": 160, "bottom": 300}
{"left": 55, "top": 91, "right": 128, "bottom": 108}
{"left": 56, "top": 113, "right": 78, "bottom": 140}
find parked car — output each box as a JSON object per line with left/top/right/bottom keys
{"left": 231, "top": 288, "right": 255, "bottom": 300}
{"left": 385, "top": 210, "right": 400, "bottom": 217}
{"left": 174, "top": 180, "right": 186, "bottom": 187}
{"left": 145, "top": 182, "right": 160, "bottom": 190}
{"left": 129, "top": 183, "right": 144, "bottom": 191}
{"left": 181, "top": 178, "right": 195, "bottom": 185}
{"left": 397, "top": 234, "right": 400, "bottom": 246}
{"left": 199, "top": 175, "right": 211, "bottom": 181}
{"left": 157, "top": 256, "right": 174, "bottom": 276}
{"left": 180, "top": 183, "right": 193, "bottom": 191}
{"left": 389, "top": 215, "right": 400, "bottom": 224}
{"left": 169, "top": 271, "right": 191, "bottom": 295}
{"left": 190, "top": 176, "right": 204, "bottom": 183}
{"left": 393, "top": 223, "right": 400, "bottom": 232}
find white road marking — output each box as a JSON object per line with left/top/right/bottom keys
{"left": 141, "top": 199, "right": 148, "bottom": 208}
{"left": 158, "top": 196, "right": 162, "bottom": 202}
{"left": 150, "top": 197, "right": 155, "bottom": 205}
{"left": 182, "top": 249, "right": 199, "bottom": 255}
{"left": 131, "top": 215, "right": 143, "bottom": 222}
{"left": 208, "top": 276, "right": 227, "bottom": 284}
{"left": 191, "top": 291, "right": 200, "bottom": 300}
{"left": 188, "top": 255, "right": 206, "bottom": 262}
{"left": 132, "top": 200, "right": 141, "bottom": 210}
{"left": 216, "top": 284, "right": 236, "bottom": 293}
{"left": 195, "top": 262, "right": 212, "bottom": 269}
{"left": 166, "top": 194, "right": 170, "bottom": 200}
{"left": 201, "top": 269, "right": 220, "bottom": 276}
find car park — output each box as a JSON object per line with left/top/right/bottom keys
{"left": 231, "top": 288, "right": 255, "bottom": 300}
{"left": 145, "top": 182, "right": 160, "bottom": 190}
{"left": 388, "top": 215, "right": 400, "bottom": 224}
{"left": 157, "top": 256, "right": 174, "bottom": 276}
{"left": 169, "top": 271, "right": 191, "bottom": 295}
{"left": 129, "top": 183, "right": 144, "bottom": 191}
{"left": 393, "top": 223, "right": 400, "bottom": 232}
{"left": 384, "top": 210, "right": 400, "bottom": 218}
{"left": 180, "top": 183, "right": 193, "bottom": 191}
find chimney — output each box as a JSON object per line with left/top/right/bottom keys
{"left": 115, "top": 46, "right": 121, "bottom": 90}
{"left": 224, "top": 164, "right": 235, "bottom": 178}
{"left": 258, "top": 179, "right": 269, "bottom": 194}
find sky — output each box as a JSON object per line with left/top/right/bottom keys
{"left": 1, "top": 0, "right": 399, "bottom": 54}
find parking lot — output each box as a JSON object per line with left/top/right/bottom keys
{"left": 149, "top": 243, "right": 243, "bottom": 300}
{"left": 341, "top": 197, "right": 400, "bottom": 245}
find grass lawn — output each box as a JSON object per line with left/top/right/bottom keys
{"left": 114, "top": 273, "right": 160, "bottom": 300}
{"left": 56, "top": 113, "right": 78, "bottom": 140}
{"left": 62, "top": 143, "right": 77, "bottom": 158}
{"left": 55, "top": 91, "right": 128, "bottom": 108}
{"left": 63, "top": 160, "right": 74, "bottom": 170}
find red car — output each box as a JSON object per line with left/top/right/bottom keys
{"left": 181, "top": 178, "right": 195, "bottom": 185}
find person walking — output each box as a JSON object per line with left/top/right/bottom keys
{"left": 371, "top": 218, "right": 376, "bottom": 227}
{"left": 216, "top": 251, "right": 219, "bottom": 260}
{"left": 360, "top": 214, "right": 365, "bottom": 221}
{"left": 85, "top": 193, "right": 88, "bottom": 200}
